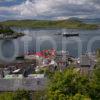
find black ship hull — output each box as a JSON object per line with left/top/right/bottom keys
{"left": 63, "top": 34, "right": 79, "bottom": 37}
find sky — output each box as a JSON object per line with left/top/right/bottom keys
{"left": 0, "top": 0, "right": 100, "bottom": 21}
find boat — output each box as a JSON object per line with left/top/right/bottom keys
{"left": 63, "top": 33, "right": 79, "bottom": 37}
{"left": 62, "top": 29, "right": 79, "bottom": 37}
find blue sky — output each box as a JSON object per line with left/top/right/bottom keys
{"left": 0, "top": 0, "right": 100, "bottom": 21}
{"left": 0, "top": 0, "right": 25, "bottom": 6}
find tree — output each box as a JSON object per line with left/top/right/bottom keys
{"left": 0, "top": 92, "right": 14, "bottom": 100}
{"left": 13, "top": 90, "right": 30, "bottom": 100}
{"left": 47, "top": 68, "right": 91, "bottom": 100}
{"left": 0, "top": 90, "right": 31, "bottom": 100}
{"left": 68, "top": 93, "right": 91, "bottom": 100}
{"left": 90, "top": 62, "right": 100, "bottom": 100}
{"left": 89, "top": 50, "right": 100, "bottom": 100}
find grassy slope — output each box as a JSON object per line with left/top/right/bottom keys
{"left": 0, "top": 19, "right": 98, "bottom": 30}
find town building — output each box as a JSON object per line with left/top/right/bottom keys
{"left": 78, "top": 54, "right": 96, "bottom": 75}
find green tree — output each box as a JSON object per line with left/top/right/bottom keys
{"left": 13, "top": 90, "right": 30, "bottom": 100}
{"left": 90, "top": 62, "right": 100, "bottom": 100}
{"left": 47, "top": 68, "right": 91, "bottom": 100}
{"left": 69, "top": 93, "right": 91, "bottom": 100}
{"left": 0, "top": 90, "right": 30, "bottom": 100}
{"left": 0, "top": 92, "right": 14, "bottom": 100}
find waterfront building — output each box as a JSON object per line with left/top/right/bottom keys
{"left": 79, "top": 54, "right": 96, "bottom": 75}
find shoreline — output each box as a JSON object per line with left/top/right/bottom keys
{"left": 0, "top": 25, "right": 24, "bottom": 40}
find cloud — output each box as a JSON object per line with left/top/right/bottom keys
{"left": 0, "top": 0, "right": 100, "bottom": 20}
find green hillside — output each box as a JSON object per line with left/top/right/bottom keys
{"left": 0, "top": 19, "right": 98, "bottom": 30}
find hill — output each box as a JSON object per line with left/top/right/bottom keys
{"left": 0, "top": 19, "right": 98, "bottom": 30}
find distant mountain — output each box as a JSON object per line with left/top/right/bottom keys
{"left": 68, "top": 17, "right": 100, "bottom": 24}
{"left": 68, "top": 17, "right": 81, "bottom": 20}
{"left": 79, "top": 18, "right": 100, "bottom": 24}
{"left": 67, "top": 17, "right": 82, "bottom": 22}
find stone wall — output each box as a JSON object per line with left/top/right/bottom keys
{"left": 0, "top": 78, "right": 47, "bottom": 92}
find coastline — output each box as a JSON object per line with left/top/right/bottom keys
{"left": 0, "top": 25, "right": 24, "bottom": 39}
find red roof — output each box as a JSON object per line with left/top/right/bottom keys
{"left": 35, "top": 49, "right": 56, "bottom": 58}
{"left": 35, "top": 52, "right": 43, "bottom": 57}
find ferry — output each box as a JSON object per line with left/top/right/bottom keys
{"left": 55, "top": 29, "right": 79, "bottom": 37}
{"left": 62, "top": 30, "right": 79, "bottom": 37}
